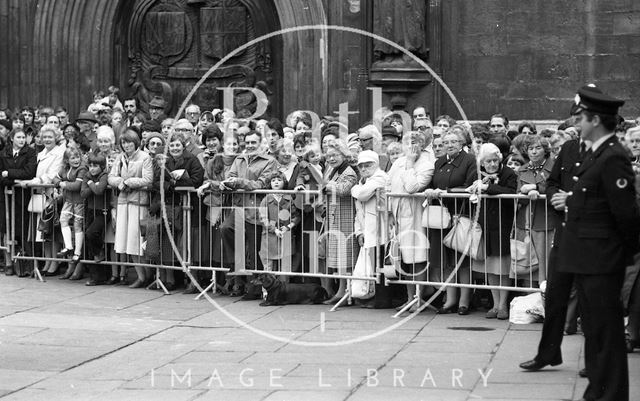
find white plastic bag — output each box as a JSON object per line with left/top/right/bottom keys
{"left": 350, "top": 248, "right": 375, "bottom": 299}
{"left": 509, "top": 292, "right": 545, "bottom": 324}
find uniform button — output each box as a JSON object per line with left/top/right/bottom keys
{"left": 582, "top": 188, "right": 587, "bottom": 192}
{"left": 575, "top": 162, "right": 580, "bottom": 167}
{"left": 573, "top": 176, "right": 579, "bottom": 181}
{"left": 561, "top": 222, "right": 566, "bottom": 227}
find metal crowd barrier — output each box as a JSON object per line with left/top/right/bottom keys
{"left": 3, "top": 183, "right": 553, "bottom": 314}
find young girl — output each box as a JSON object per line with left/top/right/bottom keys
{"left": 80, "top": 153, "right": 110, "bottom": 285}
{"left": 55, "top": 147, "right": 88, "bottom": 279}
{"left": 259, "top": 172, "right": 300, "bottom": 273}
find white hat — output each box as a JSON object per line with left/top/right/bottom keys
{"left": 357, "top": 150, "right": 379, "bottom": 165}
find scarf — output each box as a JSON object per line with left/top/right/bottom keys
{"left": 481, "top": 170, "right": 499, "bottom": 185}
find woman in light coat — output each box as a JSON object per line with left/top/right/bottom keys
{"left": 21, "top": 124, "right": 65, "bottom": 276}
{"left": 387, "top": 130, "right": 435, "bottom": 311}
{"left": 352, "top": 150, "right": 393, "bottom": 308}
{"left": 108, "top": 129, "right": 153, "bottom": 288}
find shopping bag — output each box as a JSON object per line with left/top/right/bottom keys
{"left": 510, "top": 228, "right": 539, "bottom": 275}
{"left": 350, "top": 248, "right": 376, "bottom": 299}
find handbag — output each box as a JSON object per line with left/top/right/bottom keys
{"left": 27, "top": 193, "right": 46, "bottom": 213}
{"left": 37, "top": 197, "right": 60, "bottom": 235}
{"left": 350, "top": 248, "right": 376, "bottom": 299}
{"left": 443, "top": 214, "right": 485, "bottom": 260}
{"left": 383, "top": 230, "right": 400, "bottom": 279}
{"left": 510, "top": 228, "right": 539, "bottom": 275}
{"left": 421, "top": 199, "right": 451, "bottom": 229}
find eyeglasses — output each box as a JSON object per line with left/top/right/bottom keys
{"left": 148, "top": 141, "right": 163, "bottom": 146}
{"left": 358, "top": 137, "right": 373, "bottom": 142}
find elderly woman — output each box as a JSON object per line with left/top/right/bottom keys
{"left": 425, "top": 129, "right": 477, "bottom": 315}
{"left": 0, "top": 129, "right": 37, "bottom": 275}
{"left": 467, "top": 143, "right": 517, "bottom": 319}
{"left": 90, "top": 126, "right": 124, "bottom": 284}
{"left": 273, "top": 138, "right": 302, "bottom": 188}
{"left": 352, "top": 150, "right": 393, "bottom": 308}
{"left": 322, "top": 139, "right": 358, "bottom": 304}
{"left": 151, "top": 131, "right": 204, "bottom": 290}
{"left": 514, "top": 135, "right": 555, "bottom": 285}
{"left": 20, "top": 124, "right": 65, "bottom": 276}
{"left": 108, "top": 129, "right": 153, "bottom": 288}
{"left": 623, "top": 126, "right": 640, "bottom": 352}
{"left": 387, "top": 131, "right": 435, "bottom": 311}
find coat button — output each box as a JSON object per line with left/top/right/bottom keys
{"left": 575, "top": 162, "right": 580, "bottom": 167}
{"left": 573, "top": 176, "right": 579, "bottom": 181}
{"left": 582, "top": 188, "right": 587, "bottom": 192}
{"left": 561, "top": 222, "right": 566, "bottom": 227}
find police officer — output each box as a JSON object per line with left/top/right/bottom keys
{"left": 519, "top": 103, "right": 584, "bottom": 372}
{"left": 562, "top": 85, "right": 638, "bottom": 401}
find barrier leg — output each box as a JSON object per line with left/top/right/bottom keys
{"left": 328, "top": 281, "right": 352, "bottom": 312}
{"left": 146, "top": 267, "right": 170, "bottom": 295}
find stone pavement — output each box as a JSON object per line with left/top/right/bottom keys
{"left": 0, "top": 276, "right": 638, "bottom": 401}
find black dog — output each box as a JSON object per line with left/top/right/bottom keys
{"left": 251, "top": 273, "right": 328, "bottom": 306}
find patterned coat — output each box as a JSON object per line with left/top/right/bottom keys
{"left": 323, "top": 163, "right": 358, "bottom": 272}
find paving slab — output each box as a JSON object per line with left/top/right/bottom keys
{"left": 1, "top": 276, "right": 639, "bottom": 401}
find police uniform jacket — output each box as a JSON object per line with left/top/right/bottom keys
{"left": 558, "top": 135, "right": 640, "bottom": 274}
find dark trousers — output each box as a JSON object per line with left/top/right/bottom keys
{"left": 219, "top": 216, "right": 263, "bottom": 272}
{"left": 85, "top": 208, "right": 110, "bottom": 282}
{"left": 535, "top": 245, "right": 575, "bottom": 363}
{"left": 575, "top": 272, "right": 628, "bottom": 401}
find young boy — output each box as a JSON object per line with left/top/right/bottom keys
{"left": 80, "top": 153, "right": 110, "bottom": 285}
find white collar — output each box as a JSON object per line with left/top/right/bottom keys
{"left": 590, "top": 133, "right": 615, "bottom": 152}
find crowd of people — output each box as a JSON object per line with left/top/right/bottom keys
{"left": 0, "top": 88, "right": 638, "bottom": 355}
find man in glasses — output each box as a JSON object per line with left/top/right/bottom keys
{"left": 184, "top": 104, "right": 201, "bottom": 126}
{"left": 358, "top": 124, "right": 391, "bottom": 171}
{"left": 172, "top": 119, "right": 202, "bottom": 156}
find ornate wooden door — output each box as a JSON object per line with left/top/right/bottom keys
{"left": 114, "top": 0, "right": 282, "bottom": 118}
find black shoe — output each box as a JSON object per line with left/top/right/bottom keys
{"left": 44, "top": 270, "right": 59, "bottom": 277}
{"left": 56, "top": 248, "right": 73, "bottom": 259}
{"left": 128, "top": 279, "right": 144, "bottom": 288}
{"left": 106, "top": 276, "right": 120, "bottom": 285}
{"left": 94, "top": 252, "right": 106, "bottom": 263}
{"left": 4, "top": 265, "right": 14, "bottom": 276}
{"left": 458, "top": 306, "right": 470, "bottom": 315}
{"left": 578, "top": 368, "right": 587, "bottom": 378}
{"left": 519, "top": 356, "right": 562, "bottom": 371}
{"left": 85, "top": 280, "right": 99, "bottom": 286}
{"left": 183, "top": 284, "right": 198, "bottom": 294}
{"left": 437, "top": 305, "right": 458, "bottom": 314}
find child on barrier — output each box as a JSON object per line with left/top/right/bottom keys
{"left": 259, "top": 172, "right": 300, "bottom": 276}
{"left": 54, "top": 147, "right": 88, "bottom": 279}
{"left": 80, "top": 153, "right": 110, "bottom": 285}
